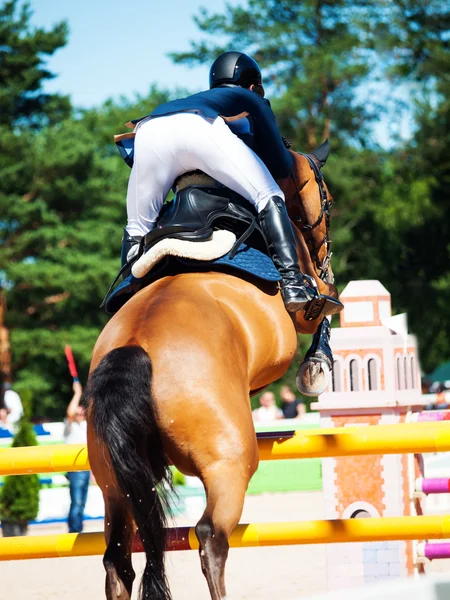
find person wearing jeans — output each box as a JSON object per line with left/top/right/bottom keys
{"left": 64, "top": 381, "right": 90, "bottom": 533}
{"left": 66, "top": 470, "right": 90, "bottom": 533}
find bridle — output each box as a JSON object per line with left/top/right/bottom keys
{"left": 289, "top": 153, "right": 334, "bottom": 283}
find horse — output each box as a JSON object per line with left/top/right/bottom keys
{"left": 280, "top": 145, "right": 340, "bottom": 396}
{"left": 83, "top": 145, "right": 339, "bottom": 600}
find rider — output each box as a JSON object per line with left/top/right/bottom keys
{"left": 116, "top": 51, "right": 318, "bottom": 313}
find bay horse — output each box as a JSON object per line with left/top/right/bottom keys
{"left": 83, "top": 145, "right": 339, "bottom": 600}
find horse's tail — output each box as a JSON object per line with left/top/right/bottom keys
{"left": 84, "top": 345, "right": 172, "bottom": 600}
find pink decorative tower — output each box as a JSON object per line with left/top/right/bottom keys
{"left": 312, "top": 280, "right": 424, "bottom": 591}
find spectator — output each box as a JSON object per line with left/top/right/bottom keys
{"left": 280, "top": 385, "right": 306, "bottom": 419}
{"left": 252, "top": 391, "right": 283, "bottom": 422}
{"left": 0, "top": 378, "right": 23, "bottom": 426}
{"left": 64, "top": 381, "right": 90, "bottom": 533}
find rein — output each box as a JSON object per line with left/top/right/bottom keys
{"left": 289, "top": 153, "right": 333, "bottom": 282}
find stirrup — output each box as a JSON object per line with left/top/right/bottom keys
{"left": 303, "top": 295, "right": 344, "bottom": 321}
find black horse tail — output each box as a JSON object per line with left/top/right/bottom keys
{"left": 84, "top": 345, "right": 173, "bottom": 600}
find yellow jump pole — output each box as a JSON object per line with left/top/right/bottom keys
{"left": 1, "top": 515, "right": 450, "bottom": 561}
{"left": 1, "top": 422, "right": 450, "bottom": 475}
{"left": 0, "top": 444, "right": 88, "bottom": 475}
{"left": 257, "top": 421, "right": 450, "bottom": 461}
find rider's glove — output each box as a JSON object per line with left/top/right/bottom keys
{"left": 282, "top": 137, "right": 292, "bottom": 149}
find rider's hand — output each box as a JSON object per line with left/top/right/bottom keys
{"left": 72, "top": 380, "right": 82, "bottom": 395}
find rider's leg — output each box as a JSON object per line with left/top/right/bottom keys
{"left": 179, "top": 115, "right": 318, "bottom": 312}
{"left": 120, "top": 229, "right": 142, "bottom": 279}
{"left": 121, "top": 116, "right": 188, "bottom": 266}
{"left": 122, "top": 113, "right": 315, "bottom": 312}
{"left": 125, "top": 117, "right": 185, "bottom": 238}
{"left": 257, "top": 197, "right": 317, "bottom": 312}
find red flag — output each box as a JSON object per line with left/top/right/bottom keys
{"left": 64, "top": 345, "right": 79, "bottom": 381}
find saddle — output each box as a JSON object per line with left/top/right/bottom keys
{"left": 102, "top": 174, "right": 341, "bottom": 320}
{"left": 137, "top": 179, "right": 266, "bottom": 265}
{"left": 101, "top": 178, "right": 273, "bottom": 312}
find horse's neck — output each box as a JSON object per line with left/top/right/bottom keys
{"left": 279, "top": 152, "right": 335, "bottom": 294}
{"left": 285, "top": 153, "right": 322, "bottom": 221}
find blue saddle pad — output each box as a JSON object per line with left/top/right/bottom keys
{"left": 105, "top": 244, "right": 280, "bottom": 314}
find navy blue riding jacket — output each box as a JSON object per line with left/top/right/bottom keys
{"left": 120, "top": 87, "right": 293, "bottom": 180}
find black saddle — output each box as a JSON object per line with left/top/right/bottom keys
{"left": 138, "top": 185, "right": 267, "bottom": 261}
{"left": 101, "top": 185, "right": 269, "bottom": 308}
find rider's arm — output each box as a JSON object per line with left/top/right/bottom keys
{"left": 66, "top": 381, "right": 83, "bottom": 422}
{"left": 252, "top": 95, "right": 294, "bottom": 179}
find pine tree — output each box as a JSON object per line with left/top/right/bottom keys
{"left": 171, "top": 0, "right": 450, "bottom": 376}
{"left": 0, "top": 1, "right": 177, "bottom": 416}
{"left": 170, "top": 0, "right": 383, "bottom": 150}
{"left": 364, "top": 0, "right": 450, "bottom": 372}
{"left": 1, "top": 83, "right": 174, "bottom": 417}
{"left": 0, "top": 0, "right": 70, "bottom": 128}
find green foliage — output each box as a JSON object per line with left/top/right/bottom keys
{"left": 171, "top": 468, "right": 186, "bottom": 487}
{"left": 171, "top": 0, "right": 383, "bottom": 149}
{"left": 0, "top": 3, "right": 177, "bottom": 417}
{"left": 0, "top": 391, "right": 40, "bottom": 523}
{"left": 0, "top": 89, "right": 176, "bottom": 418}
{"left": 0, "top": 473, "right": 40, "bottom": 523}
{"left": 0, "top": 0, "right": 71, "bottom": 128}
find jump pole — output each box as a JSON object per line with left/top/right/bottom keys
{"left": 1, "top": 515, "right": 450, "bottom": 561}
{"left": 2, "top": 422, "right": 450, "bottom": 475}
{"left": 417, "top": 541, "right": 450, "bottom": 560}
{"left": 415, "top": 477, "right": 450, "bottom": 494}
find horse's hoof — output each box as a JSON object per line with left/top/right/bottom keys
{"left": 296, "top": 359, "right": 330, "bottom": 397}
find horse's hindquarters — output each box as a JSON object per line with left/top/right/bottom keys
{"left": 87, "top": 271, "right": 298, "bottom": 599}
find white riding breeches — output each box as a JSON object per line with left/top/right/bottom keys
{"left": 125, "top": 112, "right": 285, "bottom": 237}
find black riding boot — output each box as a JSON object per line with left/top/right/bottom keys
{"left": 258, "top": 196, "right": 317, "bottom": 312}
{"left": 120, "top": 229, "right": 142, "bottom": 279}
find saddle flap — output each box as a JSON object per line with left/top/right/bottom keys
{"left": 142, "top": 185, "right": 266, "bottom": 257}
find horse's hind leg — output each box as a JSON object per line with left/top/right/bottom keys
{"left": 103, "top": 495, "right": 136, "bottom": 600}
{"left": 195, "top": 451, "right": 258, "bottom": 600}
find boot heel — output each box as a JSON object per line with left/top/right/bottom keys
{"left": 281, "top": 288, "right": 310, "bottom": 313}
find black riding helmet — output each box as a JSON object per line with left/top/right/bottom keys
{"left": 209, "top": 51, "right": 262, "bottom": 89}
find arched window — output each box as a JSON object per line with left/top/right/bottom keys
{"left": 349, "top": 359, "right": 360, "bottom": 391}
{"left": 396, "top": 357, "right": 402, "bottom": 390}
{"left": 343, "top": 501, "right": 380, "bottom": 519}
{"left": 351, "top": 509, "right": 371, "bottom": 519}
{"left": 332, "top": 361, "right": 342, "bottom": 392}
{"left": 367, "top": 358, "right": 378, "bottom": 391}
{"left": 410, "top": 356, "right": 416, "bottom": 389}
{"left": 404, "top": 356, "right": 409, "bottom": 389}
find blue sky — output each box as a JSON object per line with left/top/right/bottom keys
{"left": 30, "top": 0, "right": 234, "bottom": 107}
{"left": 29, "top": 0, "right": 412, "bottom": 146}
